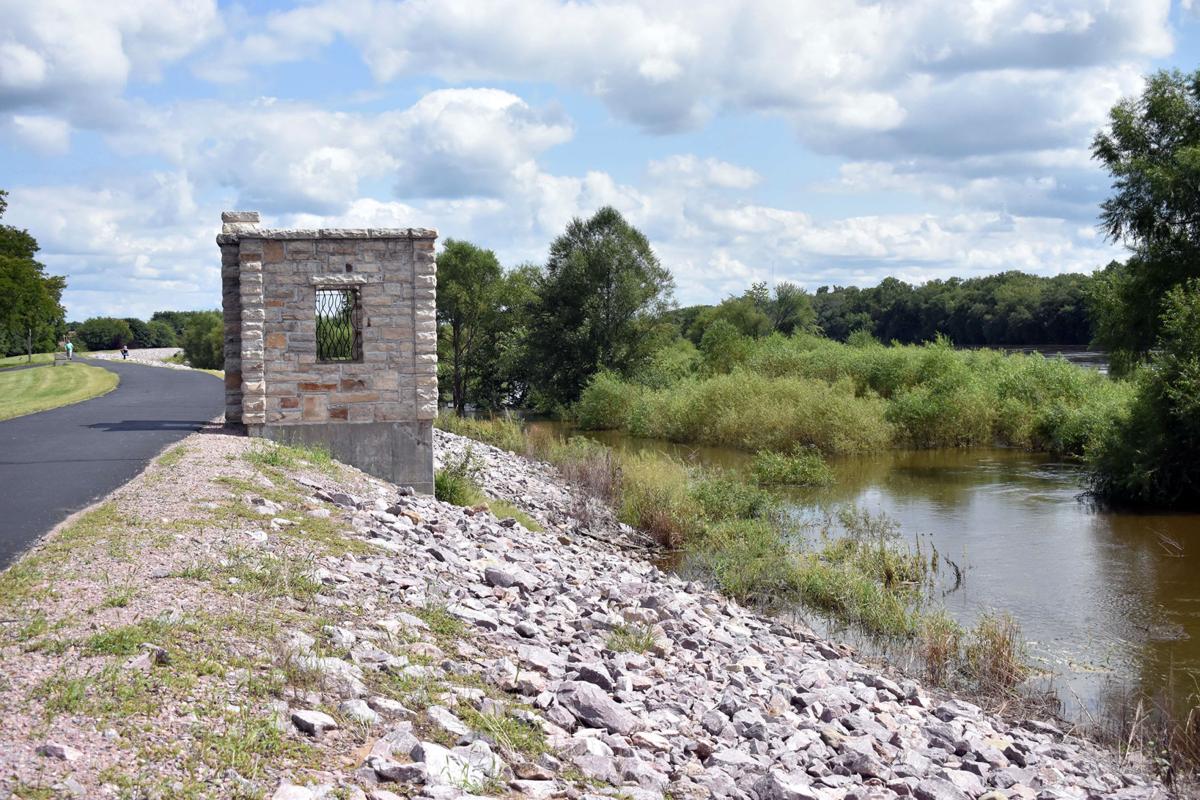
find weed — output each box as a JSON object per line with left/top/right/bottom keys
{"left": 156, "top": 444, "right": 188, "bottom": 468}
{"left": 750, "top": 447, "right": 835, "bottom": 486}
{"left": 245, "top": 441, "right": 337, "bottom": 474}
{"left": 457, "top": 704, "right": 548, "bottom": 758}
{"left": 100, "top": 586, "right": 136, "bottom": 608}
{"left": 435, "top": 446, "right": 486, "bottom": 506}
{"left": 84, "top": 618, "right": 174, "bottom": 656}
{"left": 414, "top": 604, "right": 467, "bottom": 640}
{"left": 485, "top": 499, "right": 543, "bottom": 531}
{"left": 606, "top": 624, "right": 657, "bottom": 653}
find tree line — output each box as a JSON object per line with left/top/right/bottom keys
{"left": 435, "top": 216, "right": 1103, "bottom": 416}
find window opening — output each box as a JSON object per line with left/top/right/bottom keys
{"left": 316, "top": 288, "right": 363, "bottom": 362}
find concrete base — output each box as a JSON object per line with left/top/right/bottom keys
{"left": 255, "top": 420, "right": 434, "bottom": 494}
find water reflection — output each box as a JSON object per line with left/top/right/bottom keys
{"left": 534, "top": 421, "right": 1200, "bottom": 719}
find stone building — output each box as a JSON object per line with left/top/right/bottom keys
{"left": 218, "top": 211, "right": 437, "bottom": 493}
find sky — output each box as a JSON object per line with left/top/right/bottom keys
{"left": 2, "top": 1, "right": 1200, "bottom": 320}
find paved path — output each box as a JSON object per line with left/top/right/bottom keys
{"left": 0, "top": 358, "right": 225, "bottom": 568}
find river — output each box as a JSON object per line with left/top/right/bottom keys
{"left": 530, "top": 423, "right": 1200, "bottom": 722}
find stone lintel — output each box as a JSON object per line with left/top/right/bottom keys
{"left": 217, "top": 227, "right": 437, "bottom": 245}
{"left": 310, "top": 274, "right": 384, "bottom": 287}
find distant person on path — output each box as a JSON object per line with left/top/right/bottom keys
{"left": 121, "top": 344, "right": 129, "bottom": 360}
{"left": 65, "top": 340, "right": 73, "bottom": 360}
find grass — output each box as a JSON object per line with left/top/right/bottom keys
{"left": 0, "top": 503, "right": 129, "bottom": 609}
{"left": 0, "top": 361, "right": 118, "bottom": 420}
{"left": 606, "top": 624, "right": 657, "bottom": 653}
{"left": 245, "top": 441, "right": 337, "bottom": 474}
{"left": 486, "top": 499, "right": 543, "bottom": 531}
{"left": 156, "top": 444, "right": 188, "bottom": 468}
{"left": 0, "top": 351, "right": 56, "bottom": 369}
{"left": 457, "top": 703, "right": 548, "bottom": 758}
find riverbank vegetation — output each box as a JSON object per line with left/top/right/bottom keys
{"left": 574, "top": 335, "right": 1134, "bottom": 459}
{"left": 436, "top": 414, "right": 1026, "bottom": 698}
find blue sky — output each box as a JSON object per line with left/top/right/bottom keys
{"left": 1, "top": 0, "right": 1198, "bottom": 320}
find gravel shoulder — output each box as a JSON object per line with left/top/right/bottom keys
{"left": 0, "top": 428, "right": 1170, "bottom": 799}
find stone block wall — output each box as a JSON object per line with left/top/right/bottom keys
{"left": 218, "top": 211, "right": 437, "bottom": 492}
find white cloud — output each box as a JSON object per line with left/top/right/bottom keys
{"left": 201, "top": 0, "right": 1170, "bottom": 146}
{"left": 111, "top": 89, "right": 572, "bottom": 213}
{"left": 2, "top": 114, "right": 71, "bottom": 154}
{"left": 0, "top": 0, "right": 220, "bottom": 129}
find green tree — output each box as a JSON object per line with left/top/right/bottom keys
{"left": 76, "top": 317, "right": 134, "bottom": 351}
{"left": 435, "top": 239, "right": 504, "bottom": 416}
{"left": 528, "top": 207, "right": 674, "bottom": 407}
{"left": 1090, "top": 69, "right": 1200, "bottom": 371}
{"left": 464, "top": 264, "right": 540, "bottom": 411}
{"left": 123, "top": 318, "right": 152, "bottom": 348}
{"left": 1090, "top": 280, "right": 1200, "bottom": 506}
{"left": 145, "top": 319, "right": 177, "bottom": 347}
{"left": 0, "top": 189, "right": 66, "bottom": 359}
{"left": 180, "top": 311, "right": 223, "bottom": 369}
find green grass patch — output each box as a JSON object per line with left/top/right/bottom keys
{"left": 606, "top": 624, "right": 657, "bottom": 653}
{"left": 750, "top": 447, "right": 834, "bottom": 486}
{"left": 245, "top": 441, "right": 337, "bottom": 474}
{"left": 0, "top": 362, "right": 118, "bottom": 420}
{"left": 414, "top": 604, "right": 467, "bottom": 640}
{"left": 0, "top": 352, "right": 55, "bottom": 369}
{"left": 485, "top": 499, "right": 543, "bottom": 531}
{"left": 156, "top": 444, "right": 188, "bottom": 468}
{"left": 457, "top": 703, "right": 548, "bottom": 758}
{"left": 84, "top": 618, "right": 175, "bottom": 656}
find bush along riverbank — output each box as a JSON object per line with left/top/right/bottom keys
{"left": 573, "top": 335, "right": 1133, "bottom": 459}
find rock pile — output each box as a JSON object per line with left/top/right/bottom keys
{"left": 272, "top": 430, "right": 1164, "bottom": 799}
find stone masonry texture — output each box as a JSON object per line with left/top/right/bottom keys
{"left": 218, "top": 211, "right": 437, "bottom": 491}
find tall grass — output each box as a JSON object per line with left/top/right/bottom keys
{"left": 575, "top": 334, "right": 1134, "bottom": 458}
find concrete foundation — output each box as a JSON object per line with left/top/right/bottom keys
{"left": 255, "top": 420, "right": 434, "bottom": 494}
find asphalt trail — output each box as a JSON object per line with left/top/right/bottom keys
{"left": 0, "top": 359, "right": 224, "bottom": 568}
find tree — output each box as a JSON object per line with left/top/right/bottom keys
{"left": 436, "top": 240, "right": 504, "bottom": 416}
{"left": 76, "top": 317, "right": 134, "bottom": 351}
{"left": 1090, "top": 69, "right": 1200, "bottom": 371}
{"left": 124, "top": 318, "right": 152, "bottom": 348}
{"left": 464, "top": 265, "right": 540, "bottom": 411}
{"left": 1090, "top": 280, "right": 1200, "bottom": 506}
{"left": 181, "top": 311, "right": 223, "bottom": 369}
{"left": 527, "top": 207, "right": 674, "bottom": 407}
{"left": 0, "top": 189, "right": 66, "bottom": 359}
{"left": 145, "top": 319, "right": 177, "bottom": 347}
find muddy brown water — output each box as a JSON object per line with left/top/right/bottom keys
{"left": 527, "top": 420, "right": 1200, "bottom": 721}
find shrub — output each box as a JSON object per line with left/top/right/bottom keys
{"left": 1089, "top": 281, "right": 1200, "bottom": 507}
{"left": 751, "top": 448, "right": 834, "bottom": 486}
{"left": 574, "top": 371, "right": 637, "bottom": 430}
{"left": 617, "top": 453, "right": 696, "bottom": 547}
{"left": 690, "top": 475, "right": 775, "bottom": 521}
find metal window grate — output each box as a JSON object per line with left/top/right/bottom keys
{"left": 315, "top": 288, "right": 362, "bottom": 362}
